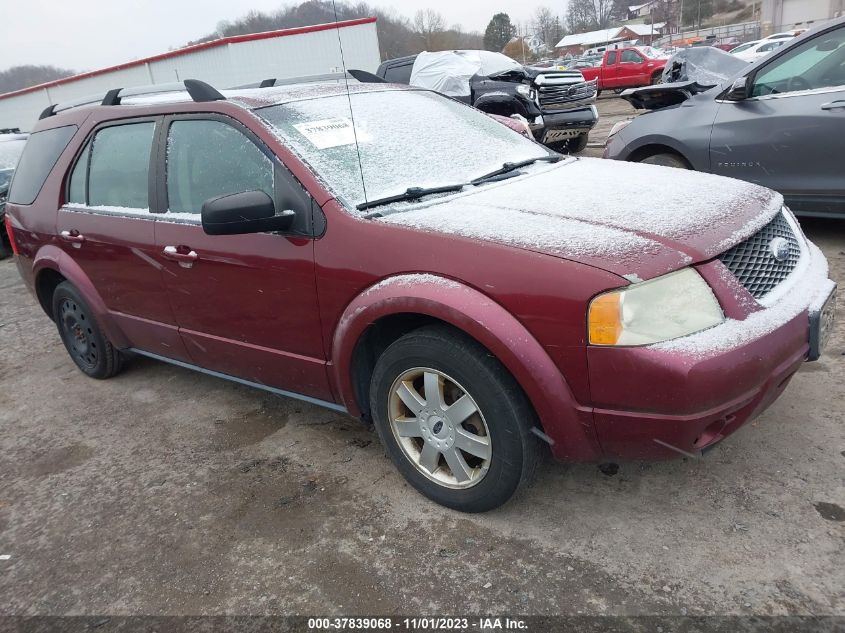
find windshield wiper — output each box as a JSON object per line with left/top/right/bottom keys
{"left": 471, "top": 155, "right": 561, "bottom": 185}
{"left": 357, "top": 183, "right": 466, "bottom": 212}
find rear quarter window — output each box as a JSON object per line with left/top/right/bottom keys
{"left": 8, "top": 125, "right": 77, "bottom": 205}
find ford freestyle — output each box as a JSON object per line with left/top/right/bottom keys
{"left": 4, "top": 77, "right": 837, "bottom": 512}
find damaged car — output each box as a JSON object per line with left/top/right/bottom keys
{"left": 605, "top": 18, "right": 845, "bottom": 217}
{"left": 376, "top": 50, "right": 598, "bottom": 153}
{"left": 5, "top": 75, "right": 836, "bottom": 512}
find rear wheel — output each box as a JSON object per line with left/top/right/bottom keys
{"left": 369, "top": 325, "right": 540, "bottom": 512}
{"left": 640, "top": 152, "right": 690, "bottom": 169}
{"left": 52, "top": 282, "right": 123, "bottom": 379}
{"left": 0, "top": 238, "right": 11, "bottom": 260}
{"left": 651, "top": 72, "right": 663, "bottom": 85}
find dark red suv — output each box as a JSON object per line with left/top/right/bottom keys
{"left": 4, "top": 78, "right": 836, "bottom": 512}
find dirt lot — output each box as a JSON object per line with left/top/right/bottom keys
{"left": 0, "top": 98, "right": 843, "bottom": 617}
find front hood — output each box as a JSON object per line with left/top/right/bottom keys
{"left": 378, "top": 158, "right": 783, "bottom": 280}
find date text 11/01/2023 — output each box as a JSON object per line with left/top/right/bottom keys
{"left": 307, "top": 617, "right": 528, "bottom": 630}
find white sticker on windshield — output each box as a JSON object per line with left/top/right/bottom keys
{"left": 294, "top": 118, "right": 359, "bottom": 149}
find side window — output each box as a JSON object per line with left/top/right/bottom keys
{"left": 67, "top": 141, "right": 90, "bottom": 205}
{"left": 384, "top": 64, "right": 413, "bottom": 84}
{"left": 166, "top": 120, "right": 273, "bottom": 215}
{"left": 88, "top": 122, "right": 155, "bottom": 209}
{"left": 752, "top": 26, "right": 845, "bottom": 96}
{"left": 606, "top": 51, "right": 618, "bottom": 65}
{"left": 8, "top": 125, "right": 77, "bottom": 205}
{"left": 621, "top": 50, "right": 643, "bottom": 64}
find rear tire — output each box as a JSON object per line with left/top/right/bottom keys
{"left": 639, "top": 153, "right": 690, "bottom": 169}
{"left": 369, "top": 325, "right": 541, "bottom": 512}
{"left": 52, "top": 282, "right": 123, "bottom": 379}
{"left": 0, "top": 239, "right": 11, "bottom": 260}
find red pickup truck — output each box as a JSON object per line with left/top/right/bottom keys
{"left": 579, "top": 47, "right": 667, "bottom": 93}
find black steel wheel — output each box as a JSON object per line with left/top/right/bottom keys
{"left": 52, "top": 282, "right": 123, "bottom": 379}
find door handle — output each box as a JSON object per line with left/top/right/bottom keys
{"left": 60, "top": 230, "right": 85, "bottom": 248}
{"left": 163, "top": 245, "right": 198, "bottom": 268}
{"left": 821, "top": 101, "right": 845, "bottom": 111}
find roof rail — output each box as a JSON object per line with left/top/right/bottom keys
{"left": 38, "top": 79, "right": 227, "bottom": 119}
{"left": 347, "top": 69, "right": 385, "bottom": 84}
{"left": 184, "top": 79, "right": 226, "bottom": 102}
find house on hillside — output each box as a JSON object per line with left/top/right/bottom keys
{"left": 554, "top": 23, "right": 667, "bottom": 56}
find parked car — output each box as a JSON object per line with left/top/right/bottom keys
{"left": 5, "top": 77, "right": 835, "bottom": 512}
{"left": 763, "top": 29, "right": 807, "bottom": 41}
{"left": 606, "top": 17, "right": 845, "bottom": 217}
{"left": 0, "top": 132, "right": 28, "bottom": 259}
{"left": 731, "top": 38, "right": 789, "bottom": 62}
{"left": 579, "top": 46, "right": 668, "bottom": 93}
{"left": 376, "top": 50, "right": 598, "bottom": 153}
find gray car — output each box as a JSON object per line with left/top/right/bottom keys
{"left": 604, "top": 17, "right": 845, "bottom": 218}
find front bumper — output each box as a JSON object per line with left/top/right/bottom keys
{"left": 532, "top": 106, "right": 599, "bottom": 139}
{"left": 583, "top": 242, "right": 835, "bottom": 461}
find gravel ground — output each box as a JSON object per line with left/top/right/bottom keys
{"left": 0, "top": 98, "right": 843, "bottom": 617}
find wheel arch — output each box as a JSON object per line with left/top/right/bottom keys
{"left": 32, "top": 245, "right": 130, "bottom": 348}
{"left": 333, "top": 275, "right": 602, "bottom": 461}
{"left": 627, "top": 143, "right": 693, "bottom": 168}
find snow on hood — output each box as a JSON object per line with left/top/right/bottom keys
{"left": 378, "top": 157, "right": 783, "bottom": 280}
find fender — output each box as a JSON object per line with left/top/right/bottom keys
{"left": 32, "top": 244, "right": 130, "bottom": 349}
{"left": 472, "top": 92, "right": 538, "bottom": 119}
{"left": 331, "top": 275, "right": 602, "bottom": 462}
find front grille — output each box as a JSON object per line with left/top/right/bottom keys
{"left": 718, "top": 212, "right": 801, "bottom": 299}
{"left": 537, "top": 80, "right": 597, "bottom": 110}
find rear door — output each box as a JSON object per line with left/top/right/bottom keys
{"left": 152, "top": 114, "right": 333, "bottom": 402}
{"left": 57, "top": 118, "right": 190, "bottom": 360}
{"left": 710, "top": 23, "right": 845, "bottom": 215}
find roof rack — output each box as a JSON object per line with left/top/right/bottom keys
{"left": 39, "top": 79, "right": 226, "bottom": 119}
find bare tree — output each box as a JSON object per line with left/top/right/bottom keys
{"left": 413, "top": 9, "right": 447, "bottom": 49}
{"left": 532, "top": 6, "right": 565, "bottom": 50}
{"left": 565, "top": 0, "right": 621, "bottom": 32}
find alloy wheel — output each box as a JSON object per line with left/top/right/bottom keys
{"left": 388, "top": 367, "right": 492, "bottom": 489}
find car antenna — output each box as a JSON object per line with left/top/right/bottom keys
{"left": 101, "top": 88, "right": 123, "bottom": 106}
{"left": 183, "top": 79, "right": 226, "bottom": 102}
{"left": 331, "top": 0, "right": 368, "bottom": 206}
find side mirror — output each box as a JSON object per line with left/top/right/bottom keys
{"left": 725, "top": 77, "right": 750, "bottom": 101}
{"left": 201, "top": 190, "right": 295, "bottom": 236}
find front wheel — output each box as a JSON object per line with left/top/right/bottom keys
{"left": 369, "top": 325, "right": 540, "bottom": 512}
{"left": 639, "top": 153, "right": 690, "bottom": 169}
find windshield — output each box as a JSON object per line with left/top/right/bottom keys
{"left": 0, "top": 139, "right": 27, "bottom": 172}
{"left": 257, "top": 89, "right": 548, "bottom": 211}
{"left": 638, "top": 47, "right": 665, "bottom": 59}
{"left": 0, "top": 168, "right": 13, "bottom": 191}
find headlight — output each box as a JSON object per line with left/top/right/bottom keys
{"left": 588, "top": 268, "right": 724, "bottom": 346}
{"left": 516, "top": 84, "right": 531, "bottom": 97}
{"left": 607, "top": 119, "right": 632, "bottom": 139}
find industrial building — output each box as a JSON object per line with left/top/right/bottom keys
{"left": 0, "top": 17, "right": 381, "bottom": 131}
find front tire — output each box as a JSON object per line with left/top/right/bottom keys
{"left": 369, "top": 325, "right": 540, "bottom": 512}
{"left": 640, "top": 152, "right": 690, "bottom": 169}
{"left": 52, "top": 282, "right": 123, "bottom": 379}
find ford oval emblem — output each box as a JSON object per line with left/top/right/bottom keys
{"left": 769, "top": 237, "right": 791, "bottom": 262}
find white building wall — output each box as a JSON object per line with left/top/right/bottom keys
{"left": 0, "top": 21, "right": 380, "bottom": 131}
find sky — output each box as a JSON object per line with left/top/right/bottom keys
{"left": 1, "top": 0, "right": 566, "bottom": 72}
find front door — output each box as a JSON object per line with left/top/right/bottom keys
{"left": 710, "top": 23, "right": 845, "bottom": 215}
{"left": 152, "top": 115, "right": 332, "bottom": 402}
{"left": 616, "top": 49, "right": 647, "bottom": 88}
{"left": 57, "top": 118, "right": 190, "bottom": 360}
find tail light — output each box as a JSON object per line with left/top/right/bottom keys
{"left": 4, "top": 214, "right": 19, "bottom": 255}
